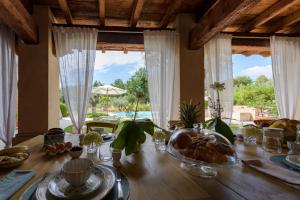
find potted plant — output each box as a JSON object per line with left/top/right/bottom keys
{"left": 180, "top": 101, "right": 201, "bottom": 128}
{"left": 205, "top": 82, "right": 234, "bottom": 144}
{"left": 111, "top": 92, "right": 161, "bottom": 155}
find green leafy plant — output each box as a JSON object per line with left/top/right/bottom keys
{"left": 86, "top": 112, "right": 109, "bottom": 118}
{"left": 206, "top": 82, "right": 234, "bottom": 144}
{"left": 111, "top": 92, "right": 161, "bottom": 155}
{"left": 180, "top": 101, "right": 200, "bottom": 128}
{"left": 60, "top": 103, "right": 68, "bottom": 117}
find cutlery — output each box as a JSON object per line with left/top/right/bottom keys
{"left": 115, "top": 168, "right": 124, "bottom": 200}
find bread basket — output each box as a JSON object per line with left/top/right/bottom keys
{"left": 0, "top": 146, "right": 30, "bottom": 168}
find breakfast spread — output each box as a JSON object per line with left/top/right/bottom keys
{"left": 171, "top": 131, "right": 235, "bottom": 164}
{"left": 43, "top": 142, "right": 72, "bottom": 156}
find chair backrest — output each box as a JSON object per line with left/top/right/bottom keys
{"left": 86, "top": 121, "right": 118, "bottom": 133}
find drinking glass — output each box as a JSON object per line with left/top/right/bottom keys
{"left": 99, "top": 141, "right": 112, "bottom": 161}
{"left": 241, "top": 126, "right": 257, "bottom": 145}
{"left": 262, "top": 128, "right": 283, "bottom": 154}
{"left": 153, "top": 131, "right": 166, "bottom": 152}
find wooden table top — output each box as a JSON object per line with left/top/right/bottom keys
{"left": 1, "top": 134, "right": 300, "bottom": 200}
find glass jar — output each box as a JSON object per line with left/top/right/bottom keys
{"left": 241, "top": 126, "right": 258, "bottom": 145}
{"left": 99, "top": 141, "right": 113, "bottom": 161}
{"left": 262, "top": 128, "right": 284, "bottom": 153}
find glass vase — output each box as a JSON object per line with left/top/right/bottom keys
{"left": 87, "top": 142, "right": 98, "bottom": 154}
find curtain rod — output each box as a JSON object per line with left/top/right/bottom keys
{"left": 52, "top": 24, "right": 175, "bottom": 33}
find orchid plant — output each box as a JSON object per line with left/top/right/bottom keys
{"left": 206, "top": 82, "right": 234, "bottom": 144}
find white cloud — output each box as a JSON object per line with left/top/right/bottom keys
{"left": 94, "top": 51, "right": 145, "bottom": 73}
{"left": 240, "top": 65, "right": 272, "bottom": 79}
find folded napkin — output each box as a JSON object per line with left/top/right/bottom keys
{"left": 0, "top": 170, "right": 35, "bottom": 200}
{"left": 19, "top": 177, "right": 44, "bottom": 200}
{"left": 242, "top": 160, "right": 300, "bottom": 190}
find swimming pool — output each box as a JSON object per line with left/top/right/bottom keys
{"left": 110, "top": 111, "right": 152, "bottom": 119}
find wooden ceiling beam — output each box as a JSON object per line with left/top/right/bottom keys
{"left": 159, "top": 0, "right": 182, "bottom": 28}
{"left": 20, "top": 0, "right": 33, "bottom": 14}
{"left": 130, "top": 0, "right": 144, "bottom": 27}
{"left": 97, "top": 32, "right": 143, "bottom": 44}
{"left": 0, "top": 0, "right": 38, "bottom": 43}
{"left": 57, "top": 0, "right": 73, "bottom": 24}
{"left": 98, "top": 0, "right": 105, "bottom": 26}
{"left": 190, "top": 0, "right": 259, "bottom": 49}
{"left": 237, "top": 0, "right": 298, "bottom": 32}
{"left": 96, "top": 43, "right": 144, "bottom": 52}
{"left": 265, "top": 9, "right": 300, "bottom": 33}
{"left": 196, "top": 0, "right": 219, "bottom": 21}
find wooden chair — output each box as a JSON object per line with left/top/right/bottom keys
{"left": 86, "top": 121, "right": 118, "bottom": 133}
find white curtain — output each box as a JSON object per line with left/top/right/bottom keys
{"left": 270, "top": 36, "right": 300, "bottom": 119}
{"left": 204, "top": 34, "right": 233, "bottom": 123}
{"left": 0, "top": 24, "right": 18, "bottom": 147}
{"left": 144, "top": 30, "right": 180, "bottom": 129}
{"left": 53, "top": 27, "right": 98, "bottom": 133}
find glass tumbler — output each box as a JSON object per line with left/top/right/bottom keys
{"left": 99, "top": 141, "right": 112, "bottom": 161}
{"left": 262, "top": 128, "right": 283, "bottom": 153}
{"left": 241, "top": 126, "right": 257, "bottom": 145}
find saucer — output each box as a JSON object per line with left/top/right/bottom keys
{"left": 35, "top": 165, "right": 116, "bottom": 200}
{"left": 286, "top": 155, "right": 300, "bottom": 167}
{"left": 48, "top": 167, "right": 103, "bottom": 199}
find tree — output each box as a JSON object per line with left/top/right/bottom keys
{"left": 89, "top": 94, "right": 100, "bottom": 114}
{"left": 234, "top": 84, "right": 277, "bottom": 116}
{"left": 256, "top": 75, "right": 269, "bottom": 84}
{"left": 126, "top": 68, "right": 149, "bottom": 103}
{"left": 233, "top": 76, "right": 252, "bottom": 87}
{"left": 111, "top": 96, "right": 131, "bottom": 111}
{"left": 93, "top": 80, "right": 103, "bottom": 87}
{"left": 112, "top": 79, "right": 125, "bottom": 89}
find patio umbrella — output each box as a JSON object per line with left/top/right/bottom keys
{"left": 92, "top": 84, "right": 126, "bottom": 96}
{"left": 92, "top": 85, "right": 126, "bottom": 113}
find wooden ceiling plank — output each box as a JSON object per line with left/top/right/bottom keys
{"left": 237, "top": 0, "right": 298, "bottom": 32}
{"left": 196, "top": 0, "right": 219, "bottom": 21}
{"left": 98, "top": 0, "right": 105, "bottom": 26}
{"left": 159, "top": 0, "right": 182, "bottom": 28}
{"left": 266, "top": 9, "right": 300, "bottom": 33}
{"left": 131, "top": 0, "right": 144, "bottom": 27}
{"left": 0, "top": 0, "right": 38, "bottom": 43}
{"left": 190, "top": 0, "right": 259, "bottom": 49}
{"left": 20, "top": 0, "right": 33, "bottom": 14}
{"left": 57, "top": 0, "right": 73, "bottom": 24}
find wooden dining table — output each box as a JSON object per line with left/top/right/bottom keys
{"left": 1, "top": 134, "right": 300, "bottom": 200}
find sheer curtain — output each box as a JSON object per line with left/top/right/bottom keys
{"left": 53, "top": 27, "right": 98, "bottom": 133}
{"left": 144, "top": 30, "right": 180, "bottom": 129}
{"left": 0, "top": 24, "right": 18, "bottom": 147}
{"left": 204, "top": 34, "right": 233, "bottom": 123}
{"left": 270, "top": 36, "right": 300, "bottom": 119}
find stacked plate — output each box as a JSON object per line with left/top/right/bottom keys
{"left": 285, "top": 155, "right": 300, "bottom": 170}
{"left": 35, "top": 165, "right": 116, "bottom": 199}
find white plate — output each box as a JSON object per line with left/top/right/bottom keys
{"left": 286, "top": 155, "right": 300, "bottom": 167}
{"left": 36, "top": 165, "right": 116, "bottom": 200}
{"left": 48, "top": 168, "right": 102, "bottom": 199}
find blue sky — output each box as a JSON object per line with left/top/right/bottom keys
{"left": 93, "top": 51, "right": 144, "bottom": 84}
{"left": 232, "top": 54, "right": 272, "bottom": 79}
{"left": 93, "top": 51, "right": 272, "bottom": 84}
